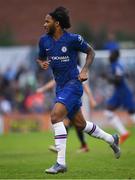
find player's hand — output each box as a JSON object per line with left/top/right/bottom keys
{"left": 37, "top": 59, "right": 50, "bottom": 70}
{"left": 78, "top": 71, "right": 88, "bottom": 82}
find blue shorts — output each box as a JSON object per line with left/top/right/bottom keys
{"left": 106, "top": 86, "right": 135, "bottom": 112}
{"left": 55, "top": 79, "right": 83, "bottom": 120}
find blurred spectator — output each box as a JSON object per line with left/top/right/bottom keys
{"left": 103, "top": 32, "right": 119, "bottom": 51}
{"left": 25, "top": 92, "right": 45, "bottom": 113}
{"left": 4, "top": 66, "right": 17, "bottom": 81}
{"left": 0, "top": 95, "right": 12, "bottom": 134}
{"left": 18, "top": 67, "right": 36, "bottom": 89}
{"left": 15, "top": 65, "right": 27, "bottom": 81}
{"left": 0, "top": 96, "right": 12, "bottom": 113}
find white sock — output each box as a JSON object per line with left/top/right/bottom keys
{"left": 104, "top": 110, "right": 128, "bottom": 135}
{"left": 83, "top": 121, "right": 114, "bottom": 145}
{"left": 52, "top": 122, "right": 67, "bottom": 166}
{"left": 130, "top": 113, "right": 135, "bottom": 124}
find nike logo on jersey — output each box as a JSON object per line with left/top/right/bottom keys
{"left": 58, "top": 97, "right": 65, "bottom": 100}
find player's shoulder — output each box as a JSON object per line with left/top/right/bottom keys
{"left": 67, "top": 32, "right": 82, "bottom": 39}
{"left": 39, "top": 34, "right": 50, "bottom": 42}
{"left": 38, "top": 34, "right": 52, "bottom": 48}
{"left": 66, "top": 32, "right": 83, "bottom": 43}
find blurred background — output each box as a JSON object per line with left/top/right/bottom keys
{"left": 0, "top": 0, "right": 135, "bottom": 134}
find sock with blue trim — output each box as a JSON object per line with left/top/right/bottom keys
{"left": 83, "top": 121, "right": 114, "bottom": 145}
{"left": 53, "top": 122, "right": 67, "bottom": 165}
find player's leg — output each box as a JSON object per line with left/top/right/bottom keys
{"left": 75, "top": 106, "right": 89, "bottom": 153}
{"left": 104, "top": 91, "right": 129, "bottom": 143}
{"left": 49, "top": 118, "right": 70, "bottom": 153}
{"left": 105, "top": 109, "right": 130, "bottom": 144}
{"left": 45, "top": 102, "right": 68, "bottom": 174}
{"left": 71, "top": 109, "right": 121, "bottom": 159}
{"left": 77, "top": 82, "right": 97, "bottom": 152}
{"left": 117, "top": 91, "right": 135, "bottom": 144}
{"left": 75, "top": 94, "right": 90, "bottom": 153}
{"left": 125, "top": 89, "right": 135, "bottom": 125}
{"left": 104, "top": 109, "right": 129, "bottom": 136}
{"left": 64, "top": 118, "right": 71, "bottom": 133}
{"left": 129, "top": 111, "right": 135, "bottom": 124}
{"left": 75, "top": 127, "right": 89, "bottom": 152}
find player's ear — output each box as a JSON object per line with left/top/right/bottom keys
{"left": 55, "top": 21, "right": 60, "bottom": 27}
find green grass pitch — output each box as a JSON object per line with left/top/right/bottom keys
{"left": 0, "top": 127, "right": 135, "bottom": 179}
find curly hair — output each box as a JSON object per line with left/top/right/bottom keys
{"left": 49, "top": 7, "right": 71, "bottom": 29}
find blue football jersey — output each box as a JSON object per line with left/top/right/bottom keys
{"left": 107, "top": 60, "right": 135, "bottom": 110}
{"left": 38, "top": 31, "right": 90, "bottom": 86}
{"left": 109, "top": 60, "right": 128, "bottom": 88}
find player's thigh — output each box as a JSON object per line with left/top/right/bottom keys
{"left": 51, "top": 102, "right": 68, "bottom": 124}
{"left": 123, "top": 94, "right": 135, "bottom": 113}
{"left": 71, "top": 109, "right": 86, "bottom": 130}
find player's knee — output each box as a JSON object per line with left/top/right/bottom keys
{"left": 51, "top": 111, "right": 58, "bottom": 124}
{"left": 74, "top": 121, "right": 86, "bottom": 131}
{"left": 50, "top": 111, "right": 62, "bottom": 124}
{"left": 104, "top": 110, "right": 114, "bottom": 120}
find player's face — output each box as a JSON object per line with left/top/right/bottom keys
{"left": 44, "top": 14, "right": 56, "bottom": 35}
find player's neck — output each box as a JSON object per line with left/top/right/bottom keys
{"left": 53, "top": 29, "right": 64, "bottom": 41}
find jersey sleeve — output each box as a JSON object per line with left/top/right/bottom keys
{"left": 72, "top": 34, "right": 90, "bottom": 53}
{"left": 38, "top": 37, "right": 47, "bottom": 60}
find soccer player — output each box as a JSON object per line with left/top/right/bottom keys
{"left": 104, "top": 49, "right": 135, "bottom": 144}
{"left": 103, "top": 32, "right": 119, "bottom": 51}
{"left": 36, "top": 75, "right": 97, "bottom": 153}
{"left": 37, "top": 6, "right": 120, "bottom": 174}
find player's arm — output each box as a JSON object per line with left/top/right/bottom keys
{"left": 37, "top": 37, "right": 50, "bottom": 70}
{"left": 83, "top": 83, "right": 97, "bottom": 108}
{"left": 36, "top": 80, "right": 56, "bottom": 93}
{"left": 73, "top": 34, "right": 95, "bottom": 82}
{"left": 78, "top": 47, "right": 95, "bottom": 82}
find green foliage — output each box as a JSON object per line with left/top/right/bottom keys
{"left": 74, "top": 23, "right": 135, "bottom": 49}
{"left": 74, "top": 23, "right": 108, "bottom": 49}
{"left": 75, "top": 22, "right": 95, "bottom": 44}
{"left": 0, "top": 127, "right": 135, "bottom": 179}
{"left": 94, "top": 26, "right": 108, "bottom": 49}
{"left": 116, "top": 31, "right": 135, "bottom": 41}
{"left": 0, "top": 26, "right": 16, "bottom": 46}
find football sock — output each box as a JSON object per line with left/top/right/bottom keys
{"left": 53, "top": 122, "right": 67, "bottom": 166}
{"left": 130, "top": 113, "right": 135, "bottom": 124}
{"left": 83, "top": 121, "right": 114, "bottom": 145}
{"left": 104, "top": 110, "right": 128, "bottom": 135}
